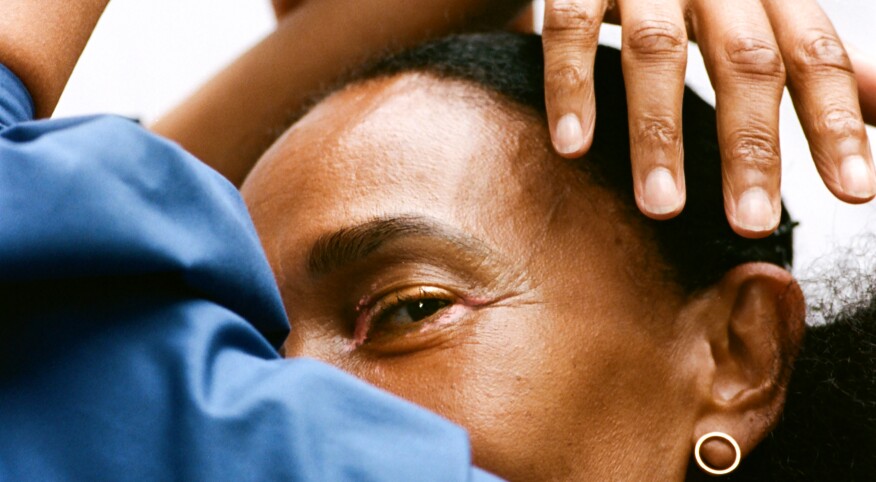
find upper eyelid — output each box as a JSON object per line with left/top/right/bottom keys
{"left": 353, "top": 253, "right": 522, "bottom": 304}
{"left": 350, "top": 265, "right": 470, "bottom": 311}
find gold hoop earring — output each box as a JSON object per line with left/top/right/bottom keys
{"left": 694, "top": 432, "right": 741, "bottom": 476}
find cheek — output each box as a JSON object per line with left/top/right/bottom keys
{"left": 325, "top": 304, "right": 611, "bottom": 480}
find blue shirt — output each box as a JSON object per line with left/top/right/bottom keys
{"left": 0, "top": 65, "right": 498, "bottom": 481}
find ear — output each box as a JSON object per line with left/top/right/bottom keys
{"left": 679, "top": 262, "right": 805, "bottom": 475}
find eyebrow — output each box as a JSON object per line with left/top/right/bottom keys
{"left": 307, "top": 215, "right": 493, "bottom": 277}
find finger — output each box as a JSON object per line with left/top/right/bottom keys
{"left": 542, "top": 0, "right": 607, "bottom": 157}
{"left": 692, "top": 0, "right": 786, "bottom": 238}
{"left": 845, "top": 43, "right": 876, "bottom": 126}
{"left": 762, "top": 0, "right": 876, "bottom": 203}
{"left": 620, "top": 0, "right": 689, "bottom": 219}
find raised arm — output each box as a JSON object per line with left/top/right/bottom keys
{"left": 152, "top": 0, "right": 528, "bottom": 187}
{"left": 0, "top": 1, "right": 109, "bottom": 118}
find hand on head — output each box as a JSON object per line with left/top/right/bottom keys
{"left": 538, "top": 0, "right": 875, "bottom": 238}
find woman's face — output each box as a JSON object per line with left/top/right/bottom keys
{"left": 241, "top": 74, "right": 700, "bottom": 480}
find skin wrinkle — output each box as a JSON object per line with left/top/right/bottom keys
{"left": 241, "top": 70, "right": 804, "bottom": 481}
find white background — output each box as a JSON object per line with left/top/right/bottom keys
{"left": 56, "top": 0, "right": 876, "bottom": 276}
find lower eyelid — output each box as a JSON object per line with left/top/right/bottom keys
{"left": 418, "top": 303, "right": 469, "bottom": 331}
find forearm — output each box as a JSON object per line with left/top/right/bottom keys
{"left": 0, "top": 1, "right": 109, "bottom": 118}
{"left": 152, "top": 0, "right": 528, "bottom": 186}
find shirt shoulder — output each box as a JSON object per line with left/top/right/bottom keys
{"left": 0, "top": 112, "right": 288, "bottom": 344}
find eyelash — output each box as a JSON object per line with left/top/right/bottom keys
{"left": 353, "top": 286, "right": 458, "bottom": 346}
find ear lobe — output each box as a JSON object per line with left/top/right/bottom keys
{"left": 684, "top": 262, "right": 805, "bottom": 473}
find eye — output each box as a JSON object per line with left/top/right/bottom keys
{"left": 355, "top": 286, "right": 457, "bottom": 345}
{"left": 381, "top": 297, "right": 451, "bottom": 325}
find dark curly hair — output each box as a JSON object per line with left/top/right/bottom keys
{"left": 337, "top": 32, "right": 875, "bottom": 480}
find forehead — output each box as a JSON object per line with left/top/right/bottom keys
{"left": 249, "top": 74, "right": 542, "bottom": 204}
{"left": 240, "top": 73, "right": 645, "bottom": 292}
{"left": 245, "top": 76, "right": 563, "bottom": 243}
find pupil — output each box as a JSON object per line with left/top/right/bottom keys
{"left": 406, "top": 299, "right": 450, "bottom": 322}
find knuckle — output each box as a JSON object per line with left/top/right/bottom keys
{"left": 625, "top": 20, "right": 687, "bottom": 60}
{"left": 634, "top": 115, "right": 681, "bottom": 147}
{"left": 545, "top": 63, "right": 588, "bottom": 89}
{"left": 791, "top": 30, "right": 853, "bottom": 75}
{"left": 723, "top": 35, "right": 785, "bottom": 81}
{"left": 726, "top": 129, "right": 781, "bottom": 171}
{"left": 544, "top": 0, "right": 600, "bottom": 35}
{"left": 818, "top": 107, "right": 867, "bottom": 140}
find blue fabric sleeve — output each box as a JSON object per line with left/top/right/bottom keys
{"left": 0, "top": 70, "right": 496, "bottom": 481}
{"left": 0, "top": 64, "right": 35, "bottom": 127}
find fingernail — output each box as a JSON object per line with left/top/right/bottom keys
{"left": 736, "top": 188, "right": 776, "bottom": 232}
{"left": 840, "top": 155, "right": 876, "bottom": 198}
{"left": 555, "top": 113, "right": 585, "bottom": 155}
{"left": 642, "top": 167, "right": 682, "bottom": 215}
